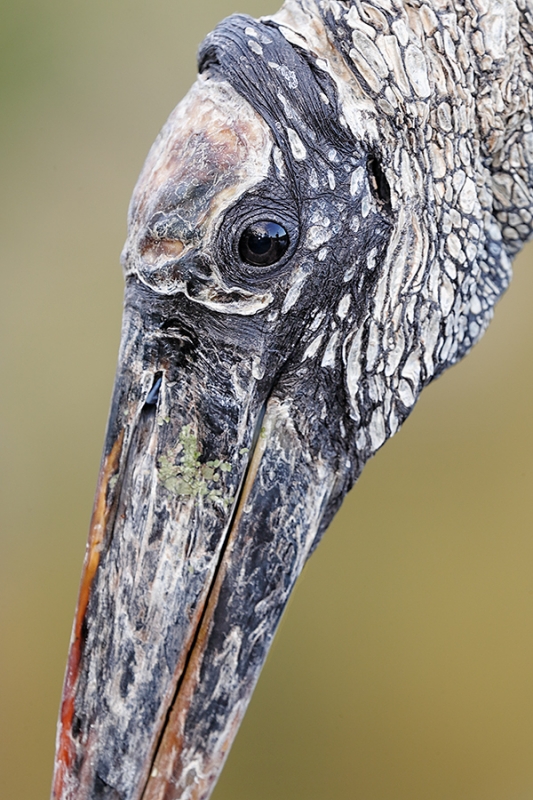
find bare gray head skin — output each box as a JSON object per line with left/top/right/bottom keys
{"left": 52, "top": 1, "right": 533, "bottom": 799}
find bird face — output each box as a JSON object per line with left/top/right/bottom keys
{"left": 53, "top": 3, "right": 522, "bottom": 799}
{"left": 123, "top": 77, "right": 276, "bottom": 313}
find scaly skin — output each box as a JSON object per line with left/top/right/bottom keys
{"left": 53, "top": 2, "right": 533, "bottom": 799}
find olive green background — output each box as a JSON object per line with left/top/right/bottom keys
{"left": 1, "top": 1, "right": 532, "bottom": 798}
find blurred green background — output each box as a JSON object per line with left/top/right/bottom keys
{"left": 1, "top": 1, "right": 532, "bottom": 798}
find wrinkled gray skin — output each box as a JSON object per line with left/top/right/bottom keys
{"left": 52, "top": 1, "right": 533, "bottom": 799}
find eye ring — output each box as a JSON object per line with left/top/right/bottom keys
{"left": 238, "top": 221, "right": 290, "bottom": 267}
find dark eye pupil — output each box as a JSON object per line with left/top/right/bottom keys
{"left": 239, "top": 221, "right": 289, "bottom": 266}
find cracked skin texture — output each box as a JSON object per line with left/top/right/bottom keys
{"left": 52, "top": 2, "right": 533, "bottom": 799}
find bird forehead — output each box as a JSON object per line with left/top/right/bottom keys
{"left": 129, "top": 77, "right": 273, "bottom": 234}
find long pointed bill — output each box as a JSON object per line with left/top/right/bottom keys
{"left": 51, "top": 47, "right": 344, "bottom": 795}
{"left": 53, "top": 281, "right": 334, "bottom": 800}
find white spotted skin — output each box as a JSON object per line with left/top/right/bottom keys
{"left": 321, "top": 330, "right": 340, "bottom": 367}
{"left": 53, "top": 6, "right": 533, "bottom": 800}
{"left": 287, "top": 126, "right": 307, "bottom": 159}
{"left": 270, "top": 0, "right": 533, "bottom": 463}
{"left": 337, "top": 293, "right": 351, "bottom": 319}
{"left": 303, "top": 332, "right": 325, "bottom": 360}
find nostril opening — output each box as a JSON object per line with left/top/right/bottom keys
{"left": 144, "top": 373, "right": 163, "bottom": 407}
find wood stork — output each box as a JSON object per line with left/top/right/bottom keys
{"left": 51, "top": 0, "right": 533, "bottom": 798}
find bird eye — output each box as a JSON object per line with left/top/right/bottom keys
{"left": 238, "top": 221, "right": 290, "bottom": 267}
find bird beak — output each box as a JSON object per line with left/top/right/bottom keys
{"left": 52, "top": 284, "right": 335, "bottom": 800}
{"left": 52, "top": 76, "right": 338, "bottom": 800}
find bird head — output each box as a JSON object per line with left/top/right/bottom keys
{"left": 52, "top": 2, "right": 528, "bottom": 799}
